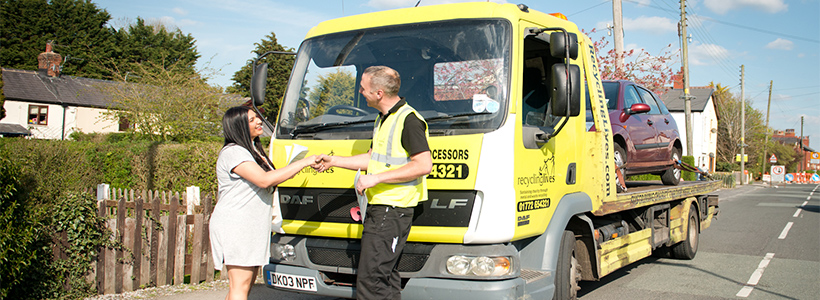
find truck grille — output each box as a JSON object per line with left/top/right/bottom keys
{"left": 305, "top": 239, "right": 433, "bottom": 272}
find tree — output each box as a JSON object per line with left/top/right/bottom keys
{"left": 585, "top": 29, "right": 678, "bottom": 95}
{"left": 0, "top": 0, "right": 115, "bottom": 79}
{"left": 97, "top": 60, "right": 230, "bottom": 142}
{"left": 227, "top": 32, "right": 295, "bottom": 122}
{"left": 0, "top": 1, "right": 199, "bottom": 80}
{"left": 309, "top": 69, "right": 356, "bottom": 118}
{"left": 108, "top": 18, "right": 200, "bottom": 78}
{"left": 712, "top": 82, "right": 768, "bottom": 172}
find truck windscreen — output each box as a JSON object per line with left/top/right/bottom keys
{"left": 276, "top": 19, "right": 512, "bottom": 139}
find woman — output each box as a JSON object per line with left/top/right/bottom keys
{"left": 210, "top": 106, "right": 316, "bottom": 300}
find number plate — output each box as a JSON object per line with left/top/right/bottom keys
{"left": 268, "top": 271, "right": 318, "bottom": 292}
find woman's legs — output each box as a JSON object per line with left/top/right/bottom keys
{"left": 225, "top": 265, "right": 258, "bottom": 300}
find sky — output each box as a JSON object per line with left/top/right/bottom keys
{"left": 95, "top": 0, "right": 819, "bottom": 147}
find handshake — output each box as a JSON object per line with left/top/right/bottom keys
{"left": 292, "top": 153, "right": 375, "bottom": 195}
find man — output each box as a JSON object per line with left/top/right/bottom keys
{"left": 314, "top": 65, "right": 432, "bottom": 299}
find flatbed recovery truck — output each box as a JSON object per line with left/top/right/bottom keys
{"left": 248, "top": 3, "right": 720, "bottom": 299}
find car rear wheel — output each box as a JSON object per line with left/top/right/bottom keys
{"left": 661, "top": 147, "right": 681, "bottom": 185}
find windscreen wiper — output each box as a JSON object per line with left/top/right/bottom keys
{"left": 424, "top": 111, "right": 492, "bottom": 123}
{"left": 291, "top": 119, "right": 375, "bottom": 137}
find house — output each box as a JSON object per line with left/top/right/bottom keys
{"left": 772, "top": 129, "right": 817, "bottom": 171}
{"left": 660, "top": 80, "right": 718, "bottom": 173}
{"left": 1, "top": 43, "right": 121, "bottom": 139}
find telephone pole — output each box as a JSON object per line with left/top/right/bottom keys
{"left": 680, "top": 0, "right": 693, "bottom": 156}
{"left": 740, "top": 65, "right": 746, "bottom": 184}
{"left": 613, "top": 0, "right": 624, "bottom": 72}
{"left": 761, "top": 80, "right": 772, "bottom": 177}
{"left": 800, "top": 116, "right": 805, "bottom": 173}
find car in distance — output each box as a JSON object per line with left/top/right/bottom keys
{"left": 603, "top": 80, "right": 682, "bottom": 185}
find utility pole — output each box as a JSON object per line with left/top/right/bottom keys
{"left": 680, "top": 0, "right": 693, "bottom": 156}
{"left": 800, "top": 116, "right": 804, "bottom": 173}
{"left": 740, "top": 65, "right": 746, "bottom": 185}
{"left": 613, "top": 0, "right": 624, "bottom": 72}
{"left": 761, "top": 80, "right": 772, "bottom": 177}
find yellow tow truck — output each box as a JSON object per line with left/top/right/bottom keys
{"left": 250, "top": 3, "right": 720, "bottom": 299}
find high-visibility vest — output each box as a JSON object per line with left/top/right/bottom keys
{"left": 366, "top": 104, "right": 428, "bottom": 207}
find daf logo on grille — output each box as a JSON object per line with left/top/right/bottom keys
{"left": 280, "top": 195, "right": 314, "bottom": 205}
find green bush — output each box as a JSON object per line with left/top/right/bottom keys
{"left": 0, "top": 136, "right": 224, "bottom": 298}
{"left": 0, "top": 156, "right": 59, "bottom": 299}
{"left": 681, "top": 155, "right": 696, "bottom": 182}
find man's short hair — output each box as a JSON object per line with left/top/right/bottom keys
{"left": 364, "top": 66, "right": 400, "bottom": 96}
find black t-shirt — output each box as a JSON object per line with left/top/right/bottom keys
{"left": 377, "top": 99, "right": 430, "bottom": 156}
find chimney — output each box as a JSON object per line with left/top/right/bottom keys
{"left": 672, "top": 67, "right": 684, "bottom": 89}
{"left": 785, "top": 129, "right": 795, "bottom": 137}
{"left": 37, "top": 42, "right": 62, "bottom": 77}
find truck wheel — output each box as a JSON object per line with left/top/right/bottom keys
{"left": 554, "top": 230, "right": 580, "bottom": 299}
{"left": 661, "top": 147, "right": 681, "bottom": 185}
{"left": 671, "top": 207, "right": 698, "bottom": 260}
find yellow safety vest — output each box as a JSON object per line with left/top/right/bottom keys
{"left": 366, "top": 104, "right": 428, "bottom": 207}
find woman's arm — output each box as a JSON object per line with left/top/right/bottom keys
{"left": 232, "top": 155, "right": 317, "bottom": 188}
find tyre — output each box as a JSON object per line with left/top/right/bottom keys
{"left": 554, "top": 230, "right": 580, "bottom": 299}
{"left": 661, "top": 147, "right": 681, "bottom": 185}
{"left": 671, "top": 206, "right": 698, "bottom": 260}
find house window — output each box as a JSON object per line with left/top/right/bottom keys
{"left": 28, "top": 105, "right": 48, "bottom": 125}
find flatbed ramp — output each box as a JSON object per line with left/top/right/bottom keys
{"left": 594, "top": 180, "right": 721, "bottom": 216}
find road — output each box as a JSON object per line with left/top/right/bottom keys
{"left": 154, "top": 183, "right": 820, "bottom": 300}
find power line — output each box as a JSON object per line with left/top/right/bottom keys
{"left": 623, "top": 0, "right": 819, "bottom": 43}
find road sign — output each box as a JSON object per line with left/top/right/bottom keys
{"left": 769, "top": 154, "right": 777, "bottom": 164}
{"left": 735, "top": 154, "right": 748, "bottom": 162}
{"left": 811, "top": 152, "right": 819, "bottom": 165}
{"left": 812, "top": 173, "right": 820, "bottom": 182}
{"left": 771, "top": 165, "right": 785, "bottom": 182}
{"left": 785, "top": 173, "right": 794, "bottom": 182}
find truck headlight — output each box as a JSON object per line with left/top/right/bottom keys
{"left": 446, "top": 255, "right": 511, "bottom": 276}
{"left": 272, "top": 243, "right": 296, "bottom": 261}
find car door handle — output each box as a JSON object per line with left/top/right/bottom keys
{"left": 647, "top": 120, "right": 653, "bottom": 125}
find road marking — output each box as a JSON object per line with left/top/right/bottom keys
{"left": 778, "top": 222, "right": 793, "bottom": 240}
{"left": 794, "top": 201, "right": 809, "bottom": 217}
{"left": 736, "top": 253, "right": 775, "bottom": 297}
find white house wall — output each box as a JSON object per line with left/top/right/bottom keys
{"left": 2, "top": 100, "right": 119, "bottom": 139}
{"left": 670, "top": 99, "right": 718, "bottom": 172}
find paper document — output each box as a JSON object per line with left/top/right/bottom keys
{"left": 285, "top": 144, "right": 308, "bottom": 165}
{"left": 354, "top": 169, "right": 367, "bottom": 222}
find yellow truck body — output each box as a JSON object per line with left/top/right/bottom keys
{"left": 256, "top": 3, "right": 719, "bottom": 299}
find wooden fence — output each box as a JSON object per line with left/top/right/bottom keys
{"left": 92, "top": 185, "right": 221, "bottom": 294}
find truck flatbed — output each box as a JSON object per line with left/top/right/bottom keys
{"left": 594, "top": 180, "right": 721, "bottom": 216}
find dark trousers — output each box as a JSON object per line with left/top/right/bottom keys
{"left": 356, "top": 205, "right": 414, "bottom": 300}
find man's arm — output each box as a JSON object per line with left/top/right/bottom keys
{"left": 356, "top": 150, "right": 432, "bottom": 194}
{"left": 315, "top": 151, "right": 371, "bottom": 173}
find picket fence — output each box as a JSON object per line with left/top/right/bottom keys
{"left": 91, "top": 184, "right": 225, "bottom": 294}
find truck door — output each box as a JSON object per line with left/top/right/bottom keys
{"left": 513, "top": 24, "right": 580, "bottom": 239}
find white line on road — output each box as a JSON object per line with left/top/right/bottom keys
{"left": 794, "top": 201, "right": 809, "bottom": 217}
{"left": 778, "top": 222, "right": 794, "bottom": 240}
{"left": 736, "top": 253, "right": 775, "bottom": 297}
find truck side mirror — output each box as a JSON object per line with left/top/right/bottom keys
{"left": 550, "top": 32, "right": 578, "bottom": 60}
{"left": 550, "top": 63, "right": 581, "bottom": 117}
{"left": 251, "top": 62, "right": 268, "bottom": 106}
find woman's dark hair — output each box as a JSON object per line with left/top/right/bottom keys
{"left": 222, "top": 106, "right": 274, "bottom": 171}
